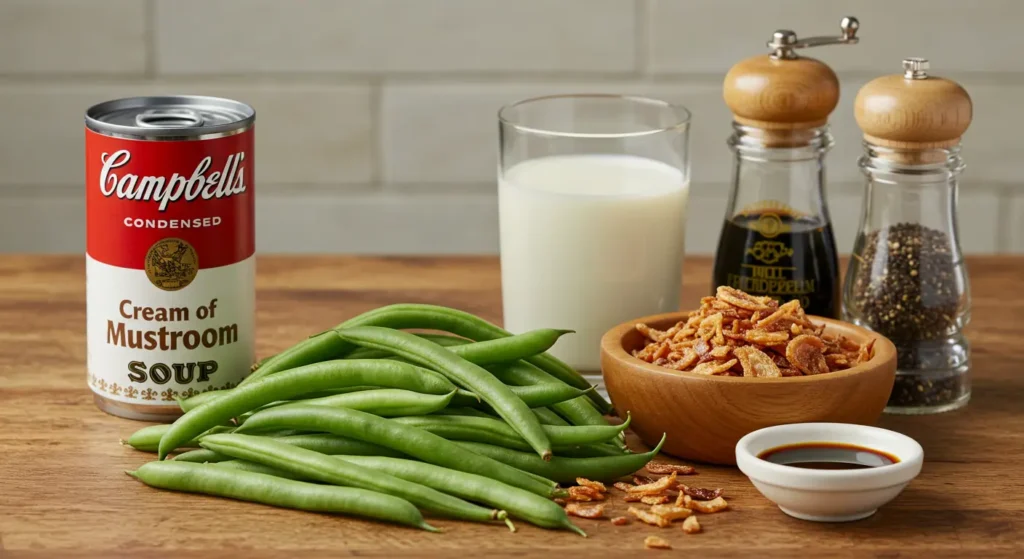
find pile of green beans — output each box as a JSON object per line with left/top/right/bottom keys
{"left": 121, "top": 303, "right": 664, "bottom": 536}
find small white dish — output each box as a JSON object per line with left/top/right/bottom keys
{"left": 735, "top": 422, "right": 923, "bottom": 522}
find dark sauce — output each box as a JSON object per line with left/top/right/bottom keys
{"left": 758, "top": 442, "right": 900, "bottom": 470}
{"left": 713, "top": 210, "right": 839, "bottom": 317}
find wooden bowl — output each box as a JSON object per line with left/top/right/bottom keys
{"left": 601, "top": 312, "right": 897, "bottom": 465}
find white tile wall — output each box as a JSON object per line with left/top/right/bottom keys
{"left": 0, "top": 0, "right": 1021, "bottom": 254}
{"left": 0, "top": 83, "right": 373, "bottom": 187}
{"left": 647, "top": 0, "right": 1024, "bottom": 74}
{"left": 155, "top": 0, "right": 637, "bottom": 74}
{"left": 0, "top": 0, "right": 147, "bottom": 75}
{"left": 256, "top": 192, "right": 499, "bottom": 254}
{"left": 1007, "top": 194, "right": 1024, "bottom": 253}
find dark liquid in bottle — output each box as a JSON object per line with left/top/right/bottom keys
{"left": 712, "top": 209, "right": 839, "bottom": 317}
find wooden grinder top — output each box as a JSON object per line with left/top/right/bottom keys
{"left": 855, "top": 58, "right": 973, "bottom": 150}
{"left": 723, "top": 17, "right": 858, "bottom": 134}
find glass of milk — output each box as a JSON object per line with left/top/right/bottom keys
{"left": 498, "top": 94, "right": 691, "bottom": 391}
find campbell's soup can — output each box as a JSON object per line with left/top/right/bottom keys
{"left": 85, "top": 96, "right": 256, "bottom": 420}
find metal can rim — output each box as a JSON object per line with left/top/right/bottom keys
{"left": 85, "top": 95, "right": 255, "bottom": 139}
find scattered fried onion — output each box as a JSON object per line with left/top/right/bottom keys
{"left": 610, "top": 516, "right": 629, "bottom": 526}
{"left": 629, "top": 506, "right": 671, "bottom": 528}
{"left": 644, "top": 535, "right": 673, "bottom": 550}
{"left": 613, "top": 482, "right": 634, "bottom": 492}
{"left": 680, "top": 486, "right": 723, "bottom": 501}
{"left": 649, "top": 504, "right": 692, "bottom": 521}
{"left": 641, "top": 495, "right": 670, "bottom": 505}
{"left": 646, "top": 462, "right": 697, "bottom": 476}
{"left": 567, "top": 485, "right": 605, "bottom": 502}
{"left": 686, "top": 496, "right": 729, "bottom": 514}
{"left": 681, "top": 515, "right": 702, "bottom": 534}
{"left": 628, "top": 472, "right": 677, "bottom": 495}
{"left": 565, "top": 502, "right": 606, "bottom": 519}
{"left": 576, "top": 478, "right": 607, "bottom": 493}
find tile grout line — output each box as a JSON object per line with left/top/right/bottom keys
{"left": 5, "top": 71, "right": 1024, "bottom": 86}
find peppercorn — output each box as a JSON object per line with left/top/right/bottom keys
{"left": 849, "top": 223, "right": 962, "bottom": 343}
{"left": 845, "top": 222, "right": 969, "bottom": 411}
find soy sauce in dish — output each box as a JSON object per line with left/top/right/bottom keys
{"left": 758, "top": 442, "right": 899, "bottom": 470}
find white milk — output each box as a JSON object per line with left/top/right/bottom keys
{"left": 499, "top": 154, "right": 689, "bottom": 372}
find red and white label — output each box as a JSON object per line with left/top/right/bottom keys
{"left": 85, "top": 128, "right": 255, "bottom": 409}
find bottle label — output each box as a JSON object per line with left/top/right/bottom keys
{"left": 713, "top": 210, "right": 838, "bottom": 317}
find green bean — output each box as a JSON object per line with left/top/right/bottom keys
{"left": 178, "top": 390, "right": 228, "bottom": 412}
{"left": 127, "top": 461, "right": 437, "bottom": 531}
{"left": 532, "top": 407, "right": 570, "bottom": 426}
{"left": 339, "top": 456, "right": 584, "bottom": 536}
{"left": 549, "top": 444, "right": 627, "bottom": 458}
{"left": 244, "top": 304, "right": 612, "bottom": 414}
{"left": 179, "top": 385, "right": 379, "bottom": 414}
{"left": 335, "top": 327, "right": 553, "bottom": 460}
{"left": 241, "top": 389, "right": 457, "bottom": 422}
{"left": 390, "top": 416, "right": 623, "bottom": 458}
{"left": 201, "top": 434, "right": 506, "bottom": 526}
{"left": 440, "top": 407, "right": 498, "bottom": 419}
{"left": 240, "top": 330, "right": 348, "bottom": 386}
{"left": 454, "top": 434, "right": 666, "bottom": 483}
{"left": 345, "top": 333, "right": 468, "bottom": 359}
{"left": 339, "top": 304, "right": 612, "bottom": 413}
{"left": 180, "top": 384, "right": 395, "bottom": 414}
{"left": 157, "top": 360, "right": 455, "bottom": 459}
{"left": 213, "top": 459, "right": 304, "bottom": 480}
{"left": 448, "top": 384, "right": 590, "bottom": 409}
{"left": 172, "top": 448, "right": 232, "bottom": 463}
{"left": 174, "top": 432, "right": 405, "bottom": 463}
{"left": 393, "top": 415, "right": 630, "bottom": 449}
{"left": 124, "top": 425, "right": 234, "bottom": 453}
{"left": 440, "top": 330, "right": 574, "bottom": 366}
{"left": 234, "top": 405, "right": 559, "bottom": 497}
{"left": 490, "top": 361, "right": 623, "bottom": 448}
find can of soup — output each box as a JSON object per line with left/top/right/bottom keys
{"left": 85, "top": 96, "right": 256, "bottom": 420}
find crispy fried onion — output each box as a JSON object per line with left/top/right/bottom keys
{"left": 682, "top": 515, "right": 702, "bottom": 534}
{"left": 644, "top": 536, "right": 673, "bottom": 549}
{"left": 565, "top": 502, "right": 606, "bottom": 519}
{"left": 627, "top": 472, "right": 677, "bottom": 495}
{"left": 633, "top": 287, "right": 874, "bottom": 376}
{"left": 629, "top": 506, "right": 671, "bottom": 528}
{"left": 646, "top": 462, "right": 697, "bottom": 476}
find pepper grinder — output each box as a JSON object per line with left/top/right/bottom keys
{"left": 843, "top": 58, "right": 973, "bottom": 414}
{"left": 713, "top": 17, "right": 859, "bottom": 318}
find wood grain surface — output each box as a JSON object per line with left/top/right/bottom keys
{"left": 1, "top": 255, "right": 1022, "bottom": 559}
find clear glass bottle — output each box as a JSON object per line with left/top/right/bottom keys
{"left": 842, "top": 58, "right": 973, "bottom": 414}
{"left": 714, "top": 126, "right": 839, "bottom": 317}
{"left": 713, "top": 17, "right": 858, "bottom": 317}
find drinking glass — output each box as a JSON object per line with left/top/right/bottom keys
{"left": 498, "top": 94, "right": 691, "bottom": 392}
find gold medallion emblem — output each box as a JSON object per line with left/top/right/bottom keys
{"left": 751, "top": 212, "right": 790, "bottom": 239}
{"left": 747, "top": 240, "right": 794, "bottom": 265}
{"left": 145, "top": 238, "right": 198, "bottom": 291}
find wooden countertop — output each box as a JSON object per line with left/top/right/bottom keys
{"left": 1, "top": 255, "right": 1022, "bottom": 558}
